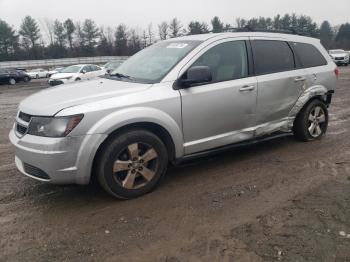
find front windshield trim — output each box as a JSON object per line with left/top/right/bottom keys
{"left": 110, "top": 40, "right": 203, "bottom": 84}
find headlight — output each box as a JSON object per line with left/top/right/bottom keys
{"left": 27, "top": 115, "right": 83, "bottom": 137}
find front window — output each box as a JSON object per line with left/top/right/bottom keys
{"left": 61, "top": 66, "right": 82, "bottom": 73}
{"left": 110, "top": 40, "right": 202, "bottom": 83}
{"left": 188, "top": 41, "right": 249, "bottom": 83}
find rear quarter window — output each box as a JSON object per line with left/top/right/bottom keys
{"left": 251, "top": 40, "right": 295, "bottom": 75}
{"left": 290, "top": 42, "right": 327, "bottom": 68}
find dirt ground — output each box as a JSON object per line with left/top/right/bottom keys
{"left": 0, "top": 69, "right": 349, "bottom": 262}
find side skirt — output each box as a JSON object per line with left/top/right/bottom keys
{"left": 174, "top": 132, "right": 292, "bottom": 166}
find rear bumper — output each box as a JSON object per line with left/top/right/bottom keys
{"left": 9, "top": 128, "right": 107, "bottom": 185}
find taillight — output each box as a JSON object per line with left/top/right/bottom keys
{"left": 335, "top": 67, "right": 339, "bottom": 79}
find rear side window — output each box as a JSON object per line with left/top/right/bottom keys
{"left": 251, "top": 40, "right": 295, "bottom": 75}
{"left": 290, "top": 42, "right": 327, "bottom": 68}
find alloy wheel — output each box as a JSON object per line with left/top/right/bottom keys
{"left": 308, "top": 106, "right": 326, "bottom": 138}
{"left": 112, "top": 142, "right": 159, "bottom": 189}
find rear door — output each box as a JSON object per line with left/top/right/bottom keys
{"left": 289, "top": 42, "right": 331, "bottom": 91}
{"left": 250, "top": 38, "right": 308, "bottom": 129}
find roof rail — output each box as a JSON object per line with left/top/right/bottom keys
{"left": 217, "top": 26, "right": 307, "bottom": 36}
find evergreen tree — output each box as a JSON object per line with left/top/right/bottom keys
{"left": 319, "top": 21, "right": 334, "bottom": 49}
{"left": 64, "top": 19, "right": 76, "bottom": 51}
{"left": 211, "top": 16, "right": 224, "bottom": 33}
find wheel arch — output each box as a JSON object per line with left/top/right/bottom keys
{"left": 290, "top": 85, "right": 332, "bottom": 129}
{"left": 289, "top": 85, "right": 332, "bottom": 120}
{"left": 90, "top": 121, "right": 178, "bottom": 183}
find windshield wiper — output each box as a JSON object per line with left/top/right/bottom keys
{"left": 110, "top": 72, "right": 133, "bottom": 79}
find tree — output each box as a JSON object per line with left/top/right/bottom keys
{"left": 169, "top": 18, "right": 182, "bottom": 38}
{"left": 97, "top": 26, "right": 113, "bottom": 55}
{"left": 42, "top": 19, "right": 55, "bottom": 46}
{"left": 0, "top": 19, "right": 19, "bottom": 60}
{"left": 53, "top": 20, "right": 66, "bottom": 47}
{"left": 115, "top": 24, "right": 128, "bottom": 55}
{"left": 211, "top": 16, "right": 224, "bottom": 33}
{"left": 82, "top": 19, "right": 99, "bottom": 54}
{"left": 335, "top": 23, "right": 350, "bottom": 49}
{"left": 128, "top": 29, "right": 141, "bottom": 54}
{"left": 319, "top": 21, "right": 334, "bottom": 49}
{"left": 188, "top": 21, "right": 209, "bottom": 35}
{"left": 158, "top": 22, "right": 169, "bottom": 40}
{"left": 147, "top": 23, "right": 154, "bottom": 46}
{"left": 19, "top": 16, "right": 40, "bottom": 51}
{"left": 64, "top": 19, "right": 75, "bottom": 51}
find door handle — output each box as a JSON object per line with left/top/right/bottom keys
{"left": 294, "top": 76, "right": 306, "bottom": 82}
{"left": 239, "top": 85, "right": 255, "bottom": 92}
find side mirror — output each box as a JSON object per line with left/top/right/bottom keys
{"left": 82, "top": 70, "right": 86, "bottom": 74}
{"left": 177, "top": 66, "right": 212, "bottom": 89}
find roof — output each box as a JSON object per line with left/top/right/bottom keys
{"left": 167, "top": 32, "right": 319, "bottom": 44}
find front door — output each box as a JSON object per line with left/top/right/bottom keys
{"left": 180, "top": 39, "right": 258, "bottom": 155}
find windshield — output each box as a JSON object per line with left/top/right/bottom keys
{"left": 61, "top": 65, "right": 81, "bottom": 73}
{"left": 110, "top": 40, "right": 201, "bottom": 83}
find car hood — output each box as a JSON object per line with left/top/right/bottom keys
{"left": 19, "top": 78, "right": 152, "bottom": 116}
{"left": 331, "top": 53, "right": 347, "bottom": 58}
{"left": 50, "top": 73, "right": 75, "bottom": 79}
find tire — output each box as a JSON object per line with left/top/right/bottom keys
{"left": 293, "top": 99, "right": 328, "bottom": 142}
{"left": 9, "top": 78, "right": 16, "bottom": 85}
{"left": 23, "top": 76, "right": 30, "bottom": 82}
{"left": 75, "top": 78, "right": 81, "bottom": 81}
{"left": 96, "top": 129, "right": 168, "bottom": 199}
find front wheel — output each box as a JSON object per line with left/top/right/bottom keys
{"left": 9, "top": 78, "right": 16, "bottom": 85}
{"left": 293, "top": 100, "right": 328, "bottom": 141}
{"left": 96, "top": 129, "right": 168, "bottom": 199}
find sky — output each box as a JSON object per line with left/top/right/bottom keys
{"left": 0, "top": 0, "right": 349, "bottom": 31}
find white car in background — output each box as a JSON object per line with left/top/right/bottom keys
{"left": 328, "top": 49, "right": 349, "bottom": 66}
{"left": 27, "top": 68, "right": 49, "bottom": 79}
{"left": 48, "top": 64, "right": 105, "bottom": 86}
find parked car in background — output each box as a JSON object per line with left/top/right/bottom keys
{"left": 0, "top": 69, "right": 31, "bottom": 85}
{"left": 48, "top": 67, "right": 64, "bottom": 77}
{"left": 10, "top": 32, "right": 337, "bottom": 199}
{"left": 48, "top": 64, "right": 105, "bottom": 86}
{"left": 103, "top": 61, "right": 123, "bottom": 74}
{"left": 329, "top": 49, "right": 349, "bottom": 66}
{"left": 27, "top": 68, "right": 49, "bottom": 79}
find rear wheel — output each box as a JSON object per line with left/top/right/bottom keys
{"left": 96, "top": 129, "right": 168, "bottom": 199}
{"left": 75, "top": 78, "right": 81, "bottom": 81}
{"left": 23, "top": 76, "right": 30, "bottom": 82}
{"left": 293, "top": 99, "right": 328, "bottom": 141}
{"left": 9, "top": 78, "right": 16, "bottom": 85}
{"left": 35, "top": 74, "right": 39, "bottom": 79}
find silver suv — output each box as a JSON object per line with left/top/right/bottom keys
{"left": 10, "top": 33, "right": 337, "bottom": 199}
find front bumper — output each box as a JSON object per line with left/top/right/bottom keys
{"left": 9, "top": 128, "right": 107, "bottom": 185}
{"left": 332, "top": 58, "right": 349, "bottom": 65}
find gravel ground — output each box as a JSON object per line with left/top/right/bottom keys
{"left": 0, "top": 69, "right": 349, "bottom": 262}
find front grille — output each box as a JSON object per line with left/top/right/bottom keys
{"left": 16, "top": 124, "right": 27, "bottom": 135}
{"left": 19, "top": 111, "right": 32, "bottom": 122}
{"left": 335, "top": 57, "right": 344, "bottom": 60}
{"left": 23, "top": 163, "right": 50, "bottom": 180}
